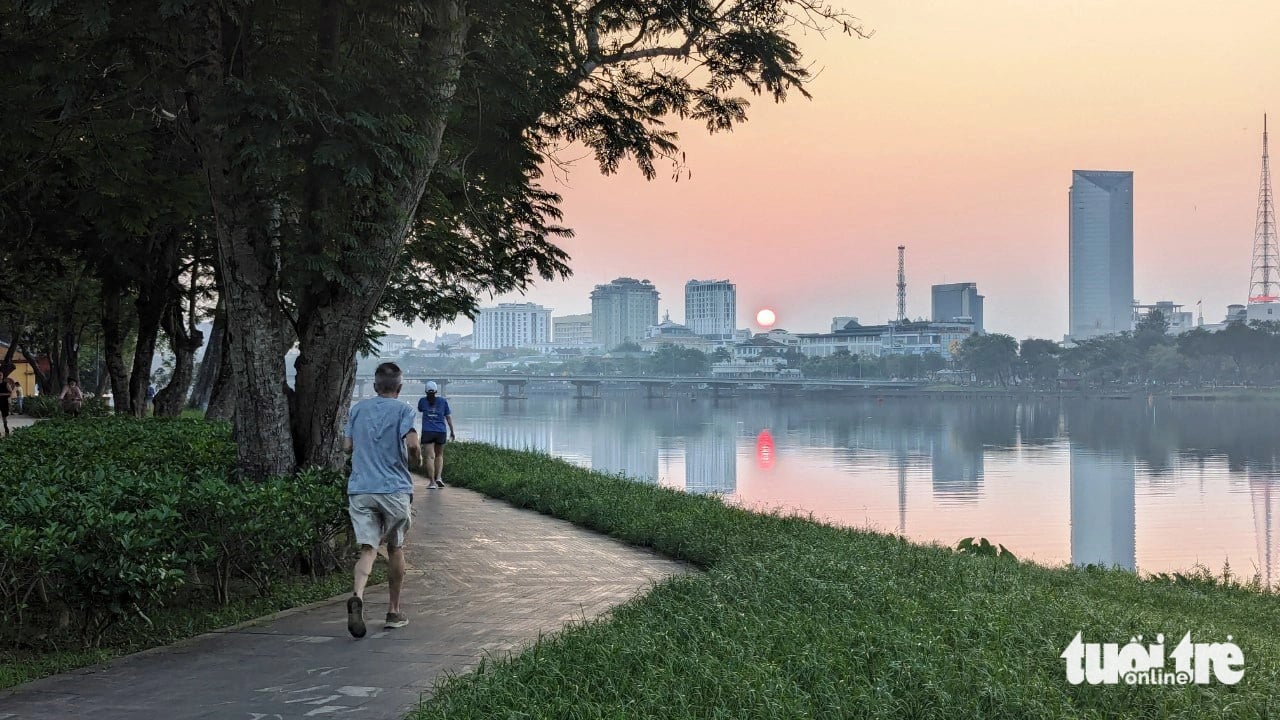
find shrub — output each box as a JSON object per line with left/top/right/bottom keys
{"left": 21, "top": 395, "right": 111, "bottom": 419}
{"left": 0, "top": 419, "right": 347, "bottom": 648}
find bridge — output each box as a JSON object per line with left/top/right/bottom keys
{"left": 354, "top": 373, "right": 925, "bottom": 400}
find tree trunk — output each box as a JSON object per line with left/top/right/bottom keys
{"left": 205, "top": 317, "right": 236, "bottom": 421}
{"left": 155, "top": 302, "right": 203, "bottom": 418}
{"left": 292, "top": 306, "right": 364, "bottom": 470}
{"left": 101, "top": 287, "right": 133, "bottom": 414}
{"left": 289, "top": 0, "right": 470, "bottom": 471}
{"left": 189, "top": 304, "right": 223, "bottom": 410}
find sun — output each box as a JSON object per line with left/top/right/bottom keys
{"left": 756, "top": 308, "right": 776, "bottom": 327}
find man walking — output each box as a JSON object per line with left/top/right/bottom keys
{"left": 343, "top": 362, "right": 421, "bottom": 639}
{"left": 417, "top": 381, "right": 455, "bottom": 488}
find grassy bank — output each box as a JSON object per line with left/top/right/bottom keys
{"left": 412, "top": 443, "right": 1280, "bottom": 719}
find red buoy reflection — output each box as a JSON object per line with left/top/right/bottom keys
{"left": 756, "top": 430, "right": 776, "bottom": 470}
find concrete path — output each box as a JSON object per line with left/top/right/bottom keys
{"left": 0, "top": 476, "right": 691, "bottom": 719}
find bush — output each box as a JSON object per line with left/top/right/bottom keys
{"left": 21, "top": 395, "right": 111, "bottom": 418}
{"left": 0, "top": 418, "right": 347, "bottom": 648}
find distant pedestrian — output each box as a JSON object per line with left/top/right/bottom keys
{"left": 417, "top": 381, "right": 455, "bottom": 488}
{"left": 146, "top": 383, "right": 156, "bottom": 414}
{"left": 60, "top": 379, "right": 83, "bottom": 417}
{"left": 343, "top": 362, "right": 421, "bottom": 639}
{"left": 0, "top": 377, "right": 13, "bottom": 436}
{"left": 13, "top": 382, "right": 23, "bottom": 414}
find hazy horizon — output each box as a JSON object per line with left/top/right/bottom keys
{"left": 391, "top": 0, "right": 1280, "bottom": 343}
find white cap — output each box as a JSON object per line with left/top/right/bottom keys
{"left": 426, "top": 381, "right": 438, "bottom": 393}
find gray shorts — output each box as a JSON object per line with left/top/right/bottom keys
{"left": 348, "top": 492, "right": 413, "bottom": 549}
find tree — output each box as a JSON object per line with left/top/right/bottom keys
{"left": 921, "top": 352, "right": 946, "bottom": 377}
{"left": 7, "top": 0, "right": 866, "bottom": 478}
{"left": 957, "top": 334, "right": 1019, "bottom": 386}
{"left": 1019, "top": 339, "right": 1061, "bottom": 385}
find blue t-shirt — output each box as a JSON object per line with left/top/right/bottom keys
{"left": 417, "top": 396, "right": 451, "bottom": 433}
{"left": 344, "top": 397, "right": 416, "bottom": 495}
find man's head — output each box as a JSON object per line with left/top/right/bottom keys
{"left": 374, "top": 363, "right": 403, "bottom": 397}
{"left": 425, "top": 380, "right": 438, "bottom": 397}
{"left": 68, "top": 378, "right": 79, "bottom": 387}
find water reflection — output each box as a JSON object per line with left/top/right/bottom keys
{"left": 1069, "top": 448, "right": 1136, "bottom": 571}
{"left": 443, "top": 394, "right": 1280, "bottom": 583}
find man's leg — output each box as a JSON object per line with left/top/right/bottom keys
{"left": 434, "top": 444, "right": 445, "bottom": 482}
{"left": 352, "top": 544, "right": 378, "bottom": 599}
{"left": 386, "top": 545, "right": 406, "bottom": 614}
{"left": 383, "top": 494, "right": 412, "bottom": 629}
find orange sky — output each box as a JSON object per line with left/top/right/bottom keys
{"left": 405, "top": 0, "right": 1280, "bottom": 341}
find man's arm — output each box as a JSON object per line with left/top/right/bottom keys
{"left": 405, "top": 429, "right": 422, "bottom": 468}
{"left": 445, "top": 415, "right": 455, "bottom": 441}
{"left": 343, "top": 437, "right": 353, "bottom": 453}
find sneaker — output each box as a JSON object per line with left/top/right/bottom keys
{"left": 426, "top": 480, "right": 440, "bottom": 489}
{"left": 434, "top": 478, "right": 447, "bottom": 487}
{"left": 385, "top": 612, "right": 409, "bottom": 629}
{"left": 347, "top": 595, "right": 366, "bottom": 639}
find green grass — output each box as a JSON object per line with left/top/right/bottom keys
{"left": 410, "top": 443, "right": 1280, "bottom": 719}
{"left": 0, "top": 568, "right": 385, "bottom": 690}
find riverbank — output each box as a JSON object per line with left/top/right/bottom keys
{"left": 413, "top": 443, "right": 1280, "bottom": 719}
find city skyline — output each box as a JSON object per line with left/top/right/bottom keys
{"left": 386, "top": 1, "right": 1280, "bottom": 343}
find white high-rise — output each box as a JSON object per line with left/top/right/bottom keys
{"left": 472, "top": 302, "right": 551, "bottom": 350}
{"left": 684, "top": 279, "right": 736, "bottom": 339}
{"left": 1069, "top": 170, "right": 1134, "bottom": 340}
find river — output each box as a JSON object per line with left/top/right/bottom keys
{"left": 417, "top": 393, "right": 1280, "bottom": 584}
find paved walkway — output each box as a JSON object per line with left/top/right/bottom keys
{"left": 0, "top": 476, "right": 691, "bottom": 719}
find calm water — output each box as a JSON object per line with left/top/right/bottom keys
{"left": 425, "top": 394, "right": 1280, "bottom": 583}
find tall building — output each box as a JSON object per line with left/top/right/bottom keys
{"left": 590, "top": 278, "right": 660, "bottom": 349}
{"left": 931, "top": 283, "right": 984, "bottom": 333}
{"left": 684, "top": 279, "right": 736, "bottom": 339}
{"left": 472, "top": 302, "right": 551, "bottom": 350}
{"left": 552, "top": 314, "right": 594, "bottom": 347}
{"left": 1069, "top": 170, "right": 1134, "bottom": 340}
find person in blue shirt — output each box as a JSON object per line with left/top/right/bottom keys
{"left": 417, "top": 381, "right": 455, "bottom": 489}
{"left": 342, "top": 362, "right": 421, "bottom": 638}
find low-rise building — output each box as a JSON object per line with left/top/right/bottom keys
{"left": 711, "top": 356, "right": 789, "bottom": 378}
{"left": 552, "top": 313, "right": 594, "bottom": 347}
{"left": 639, "top": 314, "right": 716, "bottom": 352}
{"left": 795, "top": 320, "right": 975, "bottom": 359}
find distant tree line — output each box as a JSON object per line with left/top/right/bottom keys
{"left": 951, "top": 311, "right": 1280, "bottom": 388}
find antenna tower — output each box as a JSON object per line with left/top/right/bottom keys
{"left": 1250, "top": 114, "right": 1278, "bottom": 303}
{"left": 896, "top": 245, "right": 907, "bottom": 323}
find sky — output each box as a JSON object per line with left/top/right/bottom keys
{"left": 392, "top": 0, "right": 1280, "bottom": 342}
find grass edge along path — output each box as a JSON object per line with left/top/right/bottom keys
{"left": 0, "top": 568, "right": 387, "bottom": 690}
{"left": 410, "top": 443, "right": 1280, "bottom": 720}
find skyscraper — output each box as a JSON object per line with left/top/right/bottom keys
{"left": 590, "top": 278, "right": 660, "bottom": 348}
{"left": 684, "top": 279, "right": 736, "bottom": 339}
{"left": 931, "top": 282, "right": 984, "bottom": 334}
{"left": 1069, "top": 170, "right": 1134, "bottom": 340}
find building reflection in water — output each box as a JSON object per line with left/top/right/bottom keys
{"left": 1069, "top": 446, "right": 1136, "bottom": 571}
{"left": 464, "top": 417, "right": 554, "bottom": 454}
{"left": 686, "top": 417, "right": 738, "bottom": 495}
{"left": 591, "top": 422, "right": 659, "bottom": 483}
{"left": 1250, "top": 475, "right": 1280, "bottom": 587}
{"left": 930, "top": 429, "right": 984, "bottom": 505}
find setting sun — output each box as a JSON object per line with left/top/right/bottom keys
{"left": 756, "top": 308, "right": 776, "bottom": 327}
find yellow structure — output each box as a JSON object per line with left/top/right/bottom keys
{"left": 0, "top": 342, "right": 39, "bottom": 397}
